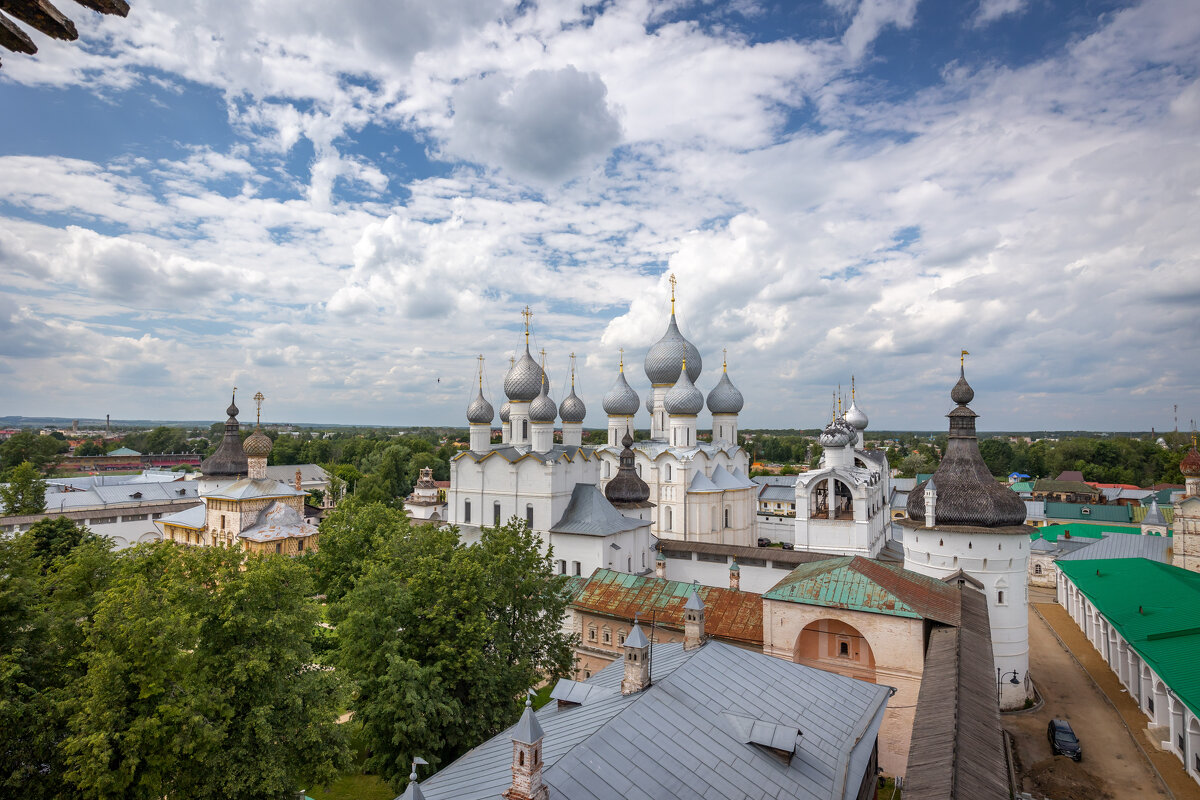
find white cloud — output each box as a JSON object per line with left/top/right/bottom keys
{"left": 972, "top": 0, "right": 1027, "bottom": 27}
{"left": 840, "top": 0, "right": 920, "bottom": 62}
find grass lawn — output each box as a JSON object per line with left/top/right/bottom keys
{"left": 532, "top": 683, "right": 554, "bottom": 709}
{"left": 309, "top": 772, "right": 394, "bottom": 800}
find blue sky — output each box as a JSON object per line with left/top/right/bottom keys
{"left": 0, "top": 0, "right": 1197, "bottom": 431}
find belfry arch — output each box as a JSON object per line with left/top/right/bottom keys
{"left": 793, "top": 618, "right": 876, "bottom": 683}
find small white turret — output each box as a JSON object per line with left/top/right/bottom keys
{"left": 924, "top": 477, "right": 937, "bottom": 528}
{"left": 683, "top": 585, "right": 706, "bottom": 650}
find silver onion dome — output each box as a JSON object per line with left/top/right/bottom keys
{"left": 529, "top": 378, "right": 557, "bottom": 422}
{"left": 499, "top": 401, "right": 511, "bottom": 423}
{"left": 663, "top": 363, "right": 704, "bottom": 415}
{"left": 560, "top": 387, "right": 586, "bottom": 423}
{"left": 845, "top": 400, "right": 868, "bottom": 431}
{"left": 603, "top": 371, "right": 640, "bottom": 416}
{"left": 818, "top": 418, "right": 855, "bottom": 448}
{"left": 467, "top": 389, "right": 494, "bottom": 424}
{"left": 706, "top": 371, "right": 744, "bottom": 414}
{"left": 504, "top": 346, "right": 548, "bottom": 402}
{"left": 644, "top": 314, "right": 702, "bottom": 386}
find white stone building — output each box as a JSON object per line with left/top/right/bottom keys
{"left": 901, "top": 362, "right": 1034, "bottom": 710}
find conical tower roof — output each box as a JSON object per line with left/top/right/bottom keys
{"left": 201, "top": 391, "right": 249, "bottom": 477}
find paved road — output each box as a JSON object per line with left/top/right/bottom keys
{"left": 1004, "top": 602, "right": 1169, "bottom": 799}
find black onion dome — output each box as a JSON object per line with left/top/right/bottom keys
{"left": 706, "top": 371, "right": 744, "bottom": 414}
{"left": 605, "top": 431, "right": 650, "bottom": 506}
{"left": 504, "top": 346, "right": 547, "bottom": 402}
{"left": 201, "top": 396, "right": 249, "bottom": 477}
{"left": 907, "top": 366, "right": 1026, "bottom": 528}
{"left": 663, "top": 362, "right": 704, "bottom": 415}
{"left": 467, "top": 389, "right": 494, "bottom": 424}
{"left": 950, "top": 364, "right": 974, "bottom": 405}
{"left": 644, "top": 314, "right": 702, "bottom": 386}
{"left": 603, "top": 370, "right": 640, "bottom": 416}
{"left": 529, "top": 377, "right": 557, "bottom": 423}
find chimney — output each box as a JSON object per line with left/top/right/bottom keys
{"left": 683, "top": 586, "right": 706, "bottom": 650}
{"left": 729, "top": 559, "right": 741, "bottom": 591}
{"left": 504, "top": 693, "right": 549, "bottom": 800}
{"left": 923, "top": 477, "right": 937, "bottom": 528}
{"left": 295, "top": 469, "right": 302, "bottom": 492}
{"left": 655, "top": 548, "right": 666, "bottom": 579}
{"left": 620, "top": 621, "right": 651, "bottom": 695}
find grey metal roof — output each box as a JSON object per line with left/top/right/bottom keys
{"left": 413, "top": 641, "right": 889, "bottom": 800}
{"left": 559, "top": 387, "right": 586, "bottom": 424}
{"left": 688, "top": 470, "right": 721, "bottom": 493}
{"left": 204, "top": 478, "right": 304, "bottom": 501}
{"left": 263, "top": 463, "right": 329, "bottom": 483}
{"left": 158, "top": 504, "right": 207, "bottom": 530}
{"left": 504, "top": 346, "right": 548, "bottom": 402}
{"left": 684, "top": 589, "right": 704, "bottom": 611}
{"left": 602, "top": 370, "right": 640, "bottom": 416}
{"left": 1057, "top": 532, "right": 1173, "bottom": 563}
{"left": 663, "top": 363, "right": 704, "bottom": 415}
{"left": 757, "top": 484, "right": 795, "bottom": 502}
{"left": 549, "top": 484, "right": 651, "bottom": 537}
{"left": 454, "top": 444, "right": 596, "bottom": 464}
{"left": 38, "top": 481, "right": 199, "bottom": 513}
{"left": 550, "top": 680, "right": 616, "bottom": 706}
{"left": 595, "top": 438, "right": 741, "bottom": 462}
{"left": 238, "top": 501, "right": 318, "bottom": 542}
{"left": 752, "top": 475, "right": 799, "bottom": 487}
{"left": 1141, "top": 498, "right": 1167, "bottom": 526}
{"left": 709, "top": 464, "right": 755, "bottom": 490}
{"left": 643, "top": 313, "right": 702, "bottom": 386}
{"left": 625, "top": 622, "right": 649, "bottom": 648}
{"left": 467, "top": 389, "right": 495, "bottom": 424}
{"left": 512, "top": 703, "right": 544, "bottom": 745}
{"left": 706, "top": 370, "right": 744, "bottom": 414}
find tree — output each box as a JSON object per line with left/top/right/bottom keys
{"left": 978, "top": 439, "right": 1014, "bottom": 476}
{"left": 0, "top": 431, "right": 66, "bottom": 474}
{"left": 309, "top": 500, "right": 410, "bottom": 602}
{"left": 334, "top": 517, "right": 576, "bottom": 788}
{"left": 20, "top": 517, "right": 105, "bottom": 571}
{"left": 1, "top": 461, "right": 47, "bottom": 514}
{"left": 63, "top": 545, "right": 349, "bottom": 800}
{"left": 898, "top": 453, "right": 935, "bottom": 478}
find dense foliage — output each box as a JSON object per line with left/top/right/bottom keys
{"left": 0, "top": 524, "right": 349, "bottom": 800}
{"left": 325, "top": 504, "right": 576, "bottom": 789}
{"left": 0, "top": 431, "right": 67, "bottom": 476}
{"left": 0, "top": 461, "right": 47, "bottom": 513}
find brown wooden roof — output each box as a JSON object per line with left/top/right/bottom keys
{"left": 0, "top": 0, "right": 129, "bottom": 66}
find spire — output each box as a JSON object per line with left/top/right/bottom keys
{"left": 399, "top": 757, "right": 428, "bottom": 800}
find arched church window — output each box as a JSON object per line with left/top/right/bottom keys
{"left": 519, "top": 752, "right": 524, "bottom": 767}
{"left": 665, "top": 464, "right": 672, "bottom": 481}
{"left": 464, "top": 499, "right": 471, "bottom": 523}
{"left": 665, "top": 506, "right": 673, "bottom": 530}
{"left": 1035, "top": 563, "right": 1043, "bottom": 575}
{"left": 724, "top": 507, "right": 730, "bottom": 528}
{"left": 604, "top": 461, "right": 610, "bottom": 478}
{"left": 494, "top": 502, "right": 501, "bottom": 526}
{"left": 522, "top": 419, "right": 528, "bottom": 439}
{"left": 526, "top": 504, "right": 534, "bottom": 527}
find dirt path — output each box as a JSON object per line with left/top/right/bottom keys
{"left": 1036, "top": 602, "right": 1200, "bottom": 800}
{"left": 1004, "top": 602, "right": 1170, "bottom": 799}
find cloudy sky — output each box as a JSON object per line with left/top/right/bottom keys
{"left": 1, "top": 0, "right": 1197, "bottom": 431}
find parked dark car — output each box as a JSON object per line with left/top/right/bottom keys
{"left": 757, "top": 537, "right": 770, "bottom": 547}
{"left": 780, "top": 542, "right": 795, "bottom": 550}
{"left": 1047, "top": 719, "right": 1081, "bottom": 761}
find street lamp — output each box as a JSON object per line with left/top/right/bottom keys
{"left": 997, "top": 668, "right": 1020, "bottom": 704}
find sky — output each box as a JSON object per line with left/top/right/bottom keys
{"left": 1, "top": 0, "right": 1198, "bottom": 432}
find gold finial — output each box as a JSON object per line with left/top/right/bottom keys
{"left": 681, "top": 356, "right": 687, "bottom": 373}
{"left": 669, "top": 273, "right": 677, "bottom": 315}
{"left": 722, "top": 347, "right": 728, "bottom": 373}
{"left": 851, "top": 375, "right": 856, "bottom": 401}
{"left": 539, "top": 347, "right": 546, "bottom": 368}
{"left": 570, "top": 352, "right": 576, "bottom": 388}
{"left": 961, "top": 349, "right": 969, "bottom": 366}
{"left": 522, "top": 306, "right": 533, "bottom": 345}
{"left": 619, "top": 347, "right": 624, "bottom": 373}
{"left": 838, "top": 384, "right": 843, "bottom": 416}
{"left": 253, "top": 391, "right": 265, "bottom": 425}
{"left": 477, "top": 354, "right": 485, "bottom": 389}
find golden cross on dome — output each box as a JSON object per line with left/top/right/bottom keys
{"left": 851, "top": 375, "right": 856, "bottom": 401}
{"left": 669, "top": 273, "right": 677, "bottom": 314}
{"left": 539, "top": 348, "right": 547, "bottom": 370}
{"left": 619, "top": 347, "right": 625, "bottom": 373}
{"left": 522, "top": 306, "right": 533, "bottom": 343}
{"left": 477, "top": 354, "right": 485, "bottom": 389}
{"left": 253, "top": 391, "right": 264, "bottom": 425}
{"left": 570, "top": 352, "right": 576, "bottom": 388}
{"left": 722, "top": 347, "right": 728, "bottom": 373}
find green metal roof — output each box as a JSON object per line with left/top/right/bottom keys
{"left": 107, "top": 447, "right": 141, "bottom": 456}
{"left": 1131, "top": 504, "right": 1174, "bottom": 525}
{"left": 762, "top": 556, "right": 961, "bottom": 625}
{"left": 1044, "top": 501, "right": 1131, "bottom": 524}
{"left": 1058, "top": 558, "right": 1200, "bottom": 718}
{"left": 1031, "top": 522, "right": 1142, "bottom": 543}
{"left": 1010, "top": 481, "right": 1035, "bottom": 493}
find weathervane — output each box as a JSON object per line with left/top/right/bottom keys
{"left": 253, "top": 391, "right": 264, "bottom": 425}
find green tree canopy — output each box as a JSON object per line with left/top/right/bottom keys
{"left": 63, "top": 545, "right": 349, "bottom": 800}
{"left": 333, "top": 517, "right": 575, "bottom": 788}
{"left": 1, "top": 461, "right": 47, "bottom": 515}
{"left": 0, "top": 431, "right": 67, "bottom": 474}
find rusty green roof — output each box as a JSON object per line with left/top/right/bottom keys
{"left": 762, "top": 556, "right": 961, "bottom": 626}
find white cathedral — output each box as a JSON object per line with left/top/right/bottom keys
{"left": 445, "top": 281, "right": 894, "bottom": 582}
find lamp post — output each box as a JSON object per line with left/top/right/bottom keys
{"left": 997, "top": 668, "right": 1020, "bottom": 705}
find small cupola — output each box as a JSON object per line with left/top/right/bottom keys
{"left": 684, "top": 585, "right": 706, "bottom": 650}
{"left": 620, "top": 620, "right": 651, "bottom": 695}
{"left": 504, "top": 692, "right": 548, "bottom": 800}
